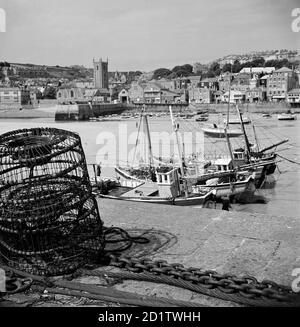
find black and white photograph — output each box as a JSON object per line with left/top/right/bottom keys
{"left": 0, "top": 0, "right": 300, "bottom": 318}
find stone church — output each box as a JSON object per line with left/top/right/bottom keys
{"left": 57, "top": 58, "right": 110, "bottom": 104}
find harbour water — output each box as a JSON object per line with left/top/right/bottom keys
{"left": 0, "top": 112, "right": 299, "bottom": 217}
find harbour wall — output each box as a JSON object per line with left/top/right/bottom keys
{"left": 189, "top": 102, "right": 299, "bottom": 114}
{"left": 135, "top": 102, "right": 299, "bottom": 114}
{"left": 55, "top": 103, "right": 132, "bottom": 121}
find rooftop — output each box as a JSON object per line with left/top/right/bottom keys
{"left": 201, "top": 77, "right": 218, "bottom": 83}
{"left": 239, "top": 67, "right": 275, "bottom": 74}
{"left": 288, "top": 88, "right": 300, "bottom": 94}
{"left": 274, "top": 66, "right": 293, "bottom": 73}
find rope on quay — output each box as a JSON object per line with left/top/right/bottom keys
{"left": 0, "top": 263, "right": 206, "bottom": 307}
{"left": 78, "top": 269, "right": 295, "bottom": 308}
{"left": 277, "top": 153, "right": 300, "bottom": 166}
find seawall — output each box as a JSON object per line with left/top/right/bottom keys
{"left": 189, "top": 102, "right": 299, "bottom": 114}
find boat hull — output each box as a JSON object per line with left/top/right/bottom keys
{"left": 98, "top": 191, "right": 212, "bottom": 206}
{"left": 277, "top": 114, "right": 297, "bottom": 120}
{"left": 227, "top": 118, "right": 250, "bottom": 124}
{"left": 202, "top": 127, "right": 243, "bottom": 138}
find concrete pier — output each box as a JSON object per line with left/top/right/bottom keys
{"left": 2, "top": 199, "right": 299, "bottom": 306}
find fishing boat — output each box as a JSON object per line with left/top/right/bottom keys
{"left": 182, "top": 113, "right": 195, "bottom": 119}
{"left": 93, "top": 165, "right": 255, "bottom": 207}
{"left": 277, "top": 113, "right": 297, "bottom": 120}
{"left": 94, "top": 166, "right": 215, "bottom": 206}
{"left": 226, "top": 105, "right": 289, "bottom": 185}
{"left": 195, "top": 114, "right": 209, "bottom": 122}
{"left": 262, "top": 113, "right": 271, "bottom": 118}
{"left": 202, "top": 125, "right": 243, "bottom": 138}
{"left": 115, "top": 165, "right": 156, "bottom": 182}
{"left": 111, "top": 106, "right": 257, "bottom": 202}
{"left": 227, "top": 116, "right": 251, "bottom": 124}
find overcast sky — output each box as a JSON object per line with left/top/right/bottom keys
{"left": 0, "top": 0, "right": 299, "bottom": 71}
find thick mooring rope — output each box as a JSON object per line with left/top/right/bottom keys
{"left": 0, "top": 263, "right": 205, "bottom": 307}
{"left": 277, "top": 153, "right": 300, "bottom": 166}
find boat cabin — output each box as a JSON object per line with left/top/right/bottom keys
{"left": 156, "top": 167, "right": 181, "bottom": 198}
{"left": 213, "top": 158, "right": 234, "bottom": 172}
{"left": 233, "top": 149, "right": 246, "bottom": 165}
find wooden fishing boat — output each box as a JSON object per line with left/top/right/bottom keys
{"left": 202, "top": 125, "right": 243, "bottom": 138}
{"left": 113, "top": 106, "right": 259, "bottom": 201}
{"left": 277, "top": 113, "right": 297, "bottom": 120}
{"left": 227, "top": 117, "right": 251, "bottom": 124}
{"left": 195, "top": 114, "right": 209, "bottom": 122}
{"left": 93, "top": 166, "right": 255, "bottom": 207}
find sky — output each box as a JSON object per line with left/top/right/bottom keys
{"left": 0, "top": 0, "right": 299, "bottom": 71}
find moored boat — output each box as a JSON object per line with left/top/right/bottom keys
{"left": 93, "top": 165, "right": 255, "bottom": 207}
{"left": 227, "top": 117, "right": 251, "bottom": 124}
{"left": 94, "top": 167, "right": 216, "bottom": 207}
{"left": 277, "top": 113, "right": 297, "bottom": 120}
{"left": 202, "top": 125, "right": 243, "bottom": 138}
{"left": 195, "top": 114, "right": 209, "bottom": 122}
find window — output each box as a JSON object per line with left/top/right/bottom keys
{"left": 58, "top": 92, "right": 61, "bottom": 98}
{"left": 70, "top": 90, "right": 74, "bottom": 97}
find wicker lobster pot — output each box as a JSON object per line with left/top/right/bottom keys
{"left": 0, "top": 128, "right": 104, "bottom": 276}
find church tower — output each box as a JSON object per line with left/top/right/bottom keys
{"left": 93, "top": 58, "right": 109, "bottom": 89}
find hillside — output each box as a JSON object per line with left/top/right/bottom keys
{"left": 4, "top": 62, "right": 93, "bottom": 80}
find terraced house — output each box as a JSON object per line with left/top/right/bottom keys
{"left": 143, "top": 82, "right": 181, "bottom": 103}
{"left": 267, "top": 67, "right": 298, "bottom": 102}
{"left": 0, "top": 87, "right": 22, "bottom": 109}
{"left": 287, "top": 88, "right": 300, "bottom": 107}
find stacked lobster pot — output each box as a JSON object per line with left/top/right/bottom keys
{"left": 0, "top": 128, "right": 104, "bottom": 276}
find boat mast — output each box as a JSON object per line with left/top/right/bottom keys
{"left": 226, "top": 67, "right": 232, "bottom": 127}
{"left": 169, "top": 105, "right": 188, "bottom": 197}
{"left": 224, "top": 127, "right": 235, "bottom": 165}
{"left": 251, "top": 122, "right": 260, "bottom": 152}
{"left": 131, "top": 107, "right": 144, "bottom": 167}
{"left": 143, "top": 111, "right": 154, "bottom": 167}
{"left": 236, "top": 104, "right": 251, "bottom": 161}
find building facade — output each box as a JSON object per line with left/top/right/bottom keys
{"left": 186, "top": 75, "right": 201, "bottom": 89}
{"left": 223, "top": 90, "right": 246, "bottom": 103}
{"left": 57, "top": 86, "right": 110, "bottom": 104}
{"left": 246, "top": 88, "right": 265, "bottom": 102}
{"left": 118, "top": 89, "right": 129, "bottom": 103}
{"left": 0, "top": 87, "right": 22, "bottom": 109}
{"left": 188, "top": 88, "right": 212, "bottom": 103}
{"left": 143, "top": 82, "right": 181, "bottom": 103}
{"left": 199, "top": 77, "right": 219, "bottom": 91}
{"left": 287, "top": 88, "right": 300, "bottom": 106}
{"left": 267, "top": 67, "right": 298, "bottom": 101}
{"left": 143, "top": 83, "right": 162, "bottom": 103}
{"left": 128, "top": 82, "right": 145, "bottom": 103}
{"left": 239, "top": 67, "right": 275, "bottom": 75}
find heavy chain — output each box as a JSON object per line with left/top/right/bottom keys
{"left": 107, "top": 254, "right": 300, "bottom": 307}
